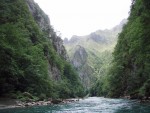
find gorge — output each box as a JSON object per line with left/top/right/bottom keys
{"left": 0, "top": 0, "right": 150, "bottom": 112}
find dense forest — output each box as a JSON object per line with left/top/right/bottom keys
{"left": 0, "top": 0, "right": 149, "bottom": 103}
{"left": 91, "top": 0, "right": 150, "bottom": 99}
{"left": 0, "top": 0, "right": 85, "bottom": 101}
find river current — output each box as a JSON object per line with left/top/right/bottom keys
{"left": 0, "top": 97, "right": 150, "bottom": 113}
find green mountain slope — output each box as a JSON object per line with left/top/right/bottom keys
{"left": 64, "top": 19, "right": 127, "bottom": 89}
{"left": 93, "top": 0, "right": 150, "bottom": 99}
{"left": 0, "top": 0, "right": 84, "bottom": 100}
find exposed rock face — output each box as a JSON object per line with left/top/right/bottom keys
{"left": 47, "top": 61, "right": 61, "bottom": 81}
{"left": 26, "top": 0, "right": 69, "bottom": 80}
{"left": 63, "top": 38, "right": 69, "bottom": 44}
{"left": 71, "top": 45, "right": 94, "bottom": 89}
{"left": 26, "top": 0, "right": 50, "bottom": 33}
{"left": 51, "top": 35, "right": 69, "bottom": 61}
{"left": 68, "top": 35, "right": 80, "bottom": 44}
{"left": 89, "top": 33, "right": 108, "bottom": 43}
{"left": 64, "top": 19, "right": 127, "bottom": 89}
{"left": 72, "top": 45, "right": 88, "bottom": 68}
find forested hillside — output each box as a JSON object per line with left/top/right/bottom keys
{"left": 64, "top": 19, "right": 126, "bottom": 89}
{"left": 0, "top": 0, "right": 84, "bottom": 101}
{"left": 92, "top": 0, "right": 150, "bottom": 98}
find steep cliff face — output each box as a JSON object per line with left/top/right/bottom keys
{"left": 26, "top": 0, "right": 50, "bottom": 33}
{"left": 26, "top": 0, "right": 68, "bottom": 60}
{"left": 72, "top": 45, "right": 88, "bottom": 68}
{"left": 0, "top": 0, "right": 84, "bottom": 98}
{"left": 105, "top": 0, "right": 150, "bottom": 98}
{"left": 25, "top": 0, "right": 69, "bottom": 80}
{"left": 64, "top": 19, "right": 127, "bottom": 89}
{"left": 71, "top": 45, "right": 93, "bottom": 89}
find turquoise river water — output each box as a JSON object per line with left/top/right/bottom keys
{"left": 0, "top": 97, "right": 150, "bottom": 113}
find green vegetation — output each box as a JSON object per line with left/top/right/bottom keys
{"left": 0, "top": 0, "right": 84, "bottom": 100}
{"left": 1, "top": 0, "right": 148, "bottom": 101}
{"left": 64, "top": 19, "right": 125, "bottom": 90}
{"left": 90, "top": 0, "right": 150, "bottom": 98}
{"left": 90, "top": 51, "right": 112, "bottom": 96}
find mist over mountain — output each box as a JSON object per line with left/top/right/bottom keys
{"left": 64, "top": 19, "right": 127, "bottom": 89}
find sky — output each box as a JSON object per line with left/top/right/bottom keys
{"left": 34, "top": 0, "right": 132, "bottom": 39}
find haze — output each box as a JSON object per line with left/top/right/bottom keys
{"left": 34, "top": 0, "right": 132, "bottom": 39}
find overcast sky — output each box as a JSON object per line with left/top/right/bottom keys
{"left": 34, "top": 0, "right": 132, "bottom": 39}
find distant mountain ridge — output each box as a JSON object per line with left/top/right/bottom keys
{"left": 64, "top": 19, "right": 127, "bottom": 89}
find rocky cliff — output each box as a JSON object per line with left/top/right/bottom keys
{"left": 64, "top": 19, "right": 127, "bottom": 89}
{"left": 71, "top": 45, "right": 94, "bottom": 89}
{"left": 26, "top": 0, "right": 69, "bottom": 60}
{"left": 0, "top": 0, "right": 84, "bottom": 98}
{"left": 26, "top": 0, "right": 69, "bottom": 80}
{"left": 72, "top": 45, "right": 88, "bottom": 68}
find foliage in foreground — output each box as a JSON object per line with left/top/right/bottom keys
{"left": 90, "top": 0, "right": 150, "bottom": 98}
{"left": 0, "top": 0, "right": 85, "bottom": 99}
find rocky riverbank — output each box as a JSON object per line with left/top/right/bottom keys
{"left": 0, "top": 98, "right": 80, "bottom": 109}
{"left": 121, "top": 95, "right": 150, "bottom": 103}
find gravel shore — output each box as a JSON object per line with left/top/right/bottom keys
{"left": 0, "top": 98, "right": 80, "bottom": 109}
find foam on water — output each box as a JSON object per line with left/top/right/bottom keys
{"left": 0, "top": 97, "right": 150, "bottom": 113}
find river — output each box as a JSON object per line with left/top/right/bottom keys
{"left": 0, "top": 97, "right": 150, "bottom": 113}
